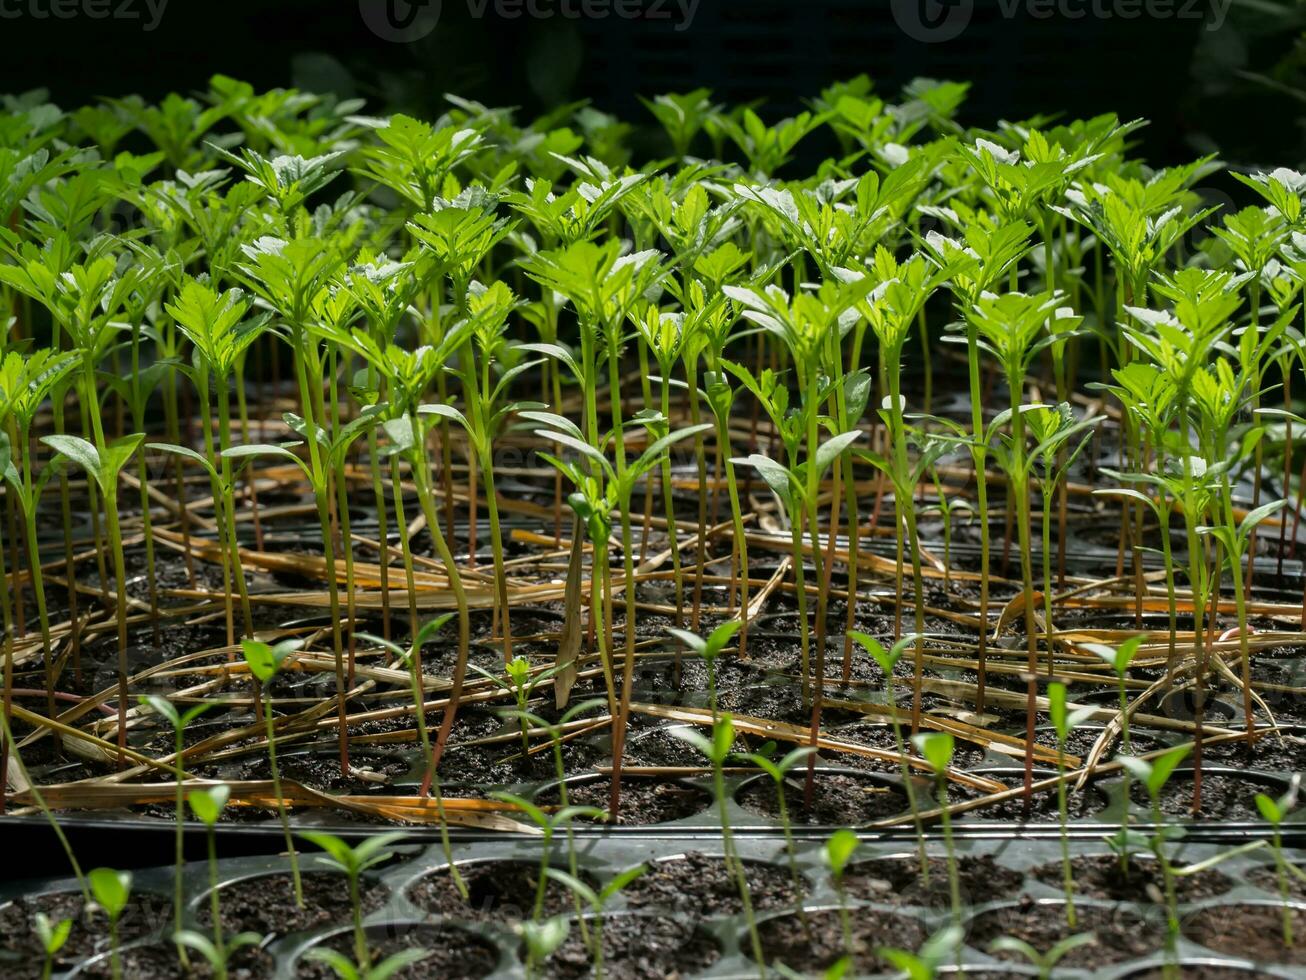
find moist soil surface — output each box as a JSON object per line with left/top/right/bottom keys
{"left": 535, "top": 776, "right": 712, "bottom": 826}
{"left": 620, "top": 850, "right": 804, "bottom": 916}
{"left": 1131, "top": 773, "right": 1269, "bottom": 821}
{"left": 0, "top": 889, "right": 171, "bottom": 973}
{"left": 843, "top": 854, "right": 1026, "bottom": 908}
{"left": 1126, "top": 969, "right": 1283, "bottom": 980}
{"left": 197, "top": 871, "right": 390, "bottom": 937}
{"left": 1031, "top": 854, "right": 1233, "bottom": 903}
{"left": 76, "top": 941, "right": 274, "bottom": 979}
{"left": 540, "top": 914, "right": 720, "bottom": 980}
{"left": 296, "top": 924, "right": 497, "bottom": 980}
{"left": 968, "top": 900, "right": 1162, "bottom": 968}
{"left": 408, "top": 860, "right": 598, "bottom": 923}
{"left": 736, "top": 771, "right": 908, "bottom": 825}
{"left": 1183, "top": 905, "right": 1306, "bottom": 965}
{"left": 753, "top": 908, "right": 926, "bottom": 974}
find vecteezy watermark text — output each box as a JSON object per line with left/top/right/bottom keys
{"left": 893, "top": 0, "right": 1230, "bottom": 43}
{"left": 359, "top": 0, "right": 699, "bottom": 43}
{"left": 0, "top": 0, "right": 168, "bottom": 31}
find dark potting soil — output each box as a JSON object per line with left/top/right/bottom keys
{"left": 196, "top": 871, "right": 389, "bottom": 937}
{"left": 969, "top": 900, "right": 1161, "bottom": 968}
{"left": 1199, "top": 732, "right": 1306, "bottom": 771}
{"left": 540, "top": 913, "right": 720, "bottom": 980}
{"left": 408, "top": 860, "right": 598, "bottom": 923}
{"left": 622, "top": 725, "right": 745, "bottom": 768}
{"left": 820, "top": 722, "right": 987, "bottom": 771}
{"left": 1130, "top": 773, "right": 1267, "bottom": 821}
{"left": 1183, "top": 904, "right": 1306, "bottom": 965}
{"left": 0, "top": 889, "right": 170, "bottom": 972}
{"left": 194, "top": 750, "right": 413, "bottom": 794}
{"left": 948, "top": 777, "right": 1107, "bottom": 821}
{"left": 536, "top": 777, "right": 712, "bottom": 826}
{"left": 736, "top": 771, "right": 908, "bottom": 826}
{"left": 296, "top": 924, "right": 497, "bottom": 980}
{"left": 843, "top": 854, "right": 1025, "bottom": 908}
{"left": 621, "top": 850, "right": 804, "bottom": 916}
{"left": 1246, "top": 863, "right": 1306, "bottom": 901}
{"left": 1031, "top": 854, "right": 1232, "bottom": 903}
{"left": 76, "top": 941, "right": 274, "bottom": 979}
{"left": 753, "top": 907, "right": 926, "bottom": 975}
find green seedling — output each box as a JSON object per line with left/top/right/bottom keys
{"left": 912, "top": 732, "right": 961, "bottom": 926}
{"left": 87, "top": 867, "right": 131, "bottom": 980}
{"left": 1256, "top": 775, "right": 1300, "bottom": 947}
{"left": 543, "top": 864, "right": 648, "bottom": 980}
{"left": 739, "top": 743, "right": 813, "bottom": 929}
{"left": 667, "top": 620, "right": 741, "bottom": 719}
{"left": 240, "top": 637, "right": 305, "bottom": 907}
{"left": 1047, "top": 682, "right": 1096, "bottom": 927}
{"left": 519, "top": 917, "right": 571, "bottom": 980}
{"left": 305, "top": 947, "right": 429, "bottom": 980}
{"left": 989, "top": 932, "right": 1096, "bottom": 980}
{"left": 34, "top": 913, "right": 71, "bottom": 980}
{"left": 879, "top": 925, "right": 963, "bottom": 980}
{"left": 824, "top": 828, "right": 861, "bottom": 959}
{"left": 299, "top": 831, "right": 407, "bottom": 970}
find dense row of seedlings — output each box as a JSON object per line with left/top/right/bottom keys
{"left": 0, "top": 73, "right": 1304, "bottom": 974}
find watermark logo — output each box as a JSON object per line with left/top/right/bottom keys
{"left": 894, "top": 0, "right": 1231, "bottom": 41}
{"left": 361, "top": 0, "right": 700, "bottom": 42}
{"left": 892, "top": 0, "right": 974, "bottom": 43}
{"left": 358, "top": 0, "right": 443, "bottom": 43}
{"left": 0, "top": 0, "right": 169, "bottom": 31}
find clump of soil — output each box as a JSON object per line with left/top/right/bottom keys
{"left": 197, "top": 871, "right": 389, "bottom": 937}
{"left": 969, "top": 900, "right": 1161, "bottom": 968}
{"left": 737, "top": 772, "right": 908, "bottom": 826}
{"left": 539, "top": 914, "right": 720, "bottom": 980}
{"left": 535, "top": 777, "right": 712, "bottom": 826}
{"left": 1032, "top": 854, "right": 1232, "bottom": 903}
{"left": 753, "top": 908, "right": 925, "bottom": 975}
{"left": 621, "top": 851, "right": 804, "bottom": 916}
{"left": 844, "top": 854, "right": 1025, "bottom": 908}
{"left": 409, "top": 860, "right": 598, "bottom": 923}
{"left": 1183, "top": 905, "right": 1306, "bottom": 965}
{"left": 297, "top": 924, "right": 497, "bottom": 980}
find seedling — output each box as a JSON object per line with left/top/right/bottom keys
{"left": 305, "top": 947, "right": 429, "bottom": 980}
{"left": 299, "top": 831, "right": 407, "bottom": 970}
{"left": 912, "top": 732, "right": 961, "bottom": 926}
{"left": 739, "top": 743, "right": 814, "bottom": 929}
{"left": 824, "top": 828, "right": 861, "bottom": 959}
{"left": 240, "top": 637, "right": 305, "bottom": 906}
{"left": 519, "top": 916, "right": 571, "bottom": 980}
{"left": 138, "top": 694, "right": 216, "bottom": 966}
{"left": 34, "top": 913, "right": 71, "bottom": 980}
{"left": 989, "top": 933, "right": 1096, "bottom": 979}
{"left": 879, "top": 925, "right": 963, "bottom": 980}
{"left": 1086, "top": 634, "right": 1144, "bottom": 873}
{"left": 673, "top": 714, "right": 763, "bottom": 974}
{"left": 544, "top": 864, "right": 648, "bottom": 980}
{"left": 1255, "top": 775, "right": 1300, "bottom": 947}
{"left": 87, "top": 867, "right": 131, "bottom": 980}
{"left": 667, "top": 620, "right": 741, "bottom": 719}
{"left": 1047, "top": 682, "right": 1096, "bottom": 926}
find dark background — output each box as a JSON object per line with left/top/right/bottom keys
{"left": 0, "top": 0, "right": 1302, "bottom": 167}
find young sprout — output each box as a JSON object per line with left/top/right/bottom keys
{"left": 824, "top": 828, "right": 861, "bottom": 959}
{"left": 879, "top": 925, "right": 963, "bottom": 980}
{"left": 1118, "top": 744, "right": 1193, "bottom": 976}
{"left": 88, "top": 867, "right": 132, "bottom": 980}
{"left": 1046, "top": 682, "right": 1096, "bottom": 927}
{"left": 989, "top": 933, "right": 1096, "bottom": 980}
{"left": 33, "top": 913, "right": 71, "bottom": 980}
{"left": 305, "top": 946, "right": 429, "bottom": 980}
{"left": 667, "top": 620, "right": 741, "bottom": 720}
{"left": 519, "top": 917, "right": 571, "bottom": 980}
{"left": 1086, "top": 634, "right": 1145, "bottom": 858}
{"left": 173, "top": 930, "right": 267, "bottom": 980}
{"left": 1255, "top": 775, "right": 1300, "bottom": 947}
{"left": 356, "top": 617, "right": 465, "bottom": 897}
{"left": 486, "top": 793, "right": 603, "bottom": 924}
{"left": 240, "top": 637, "right": 305, "bottom": 907}
{"left": 188, "top": 785, "right": 234, "bottom": 967}
{"left": 40, "top": 432, "right": 145, "bottom": 767}
{"left": 912, "top": 732, "right": 961, "bottom": 926}
{"left": 469, "top": 656, "right": 558, "bottom": 761}
{"left": 673, "top": 714, "right": 763, "bottom": 974}
{"left": 848, "top": 631, "right": 929, "bottom": 878}
{"left": 739, "top": 743, "right": 814, "bottom": 929}
{"left": 299, "top": 831, "right": 408, "bottom": 971}
{"left": 138, "top": 694, "right": 216, "bottom": 968}
{"left": 543, "top": 864, "right": 648, "bottom": 980}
